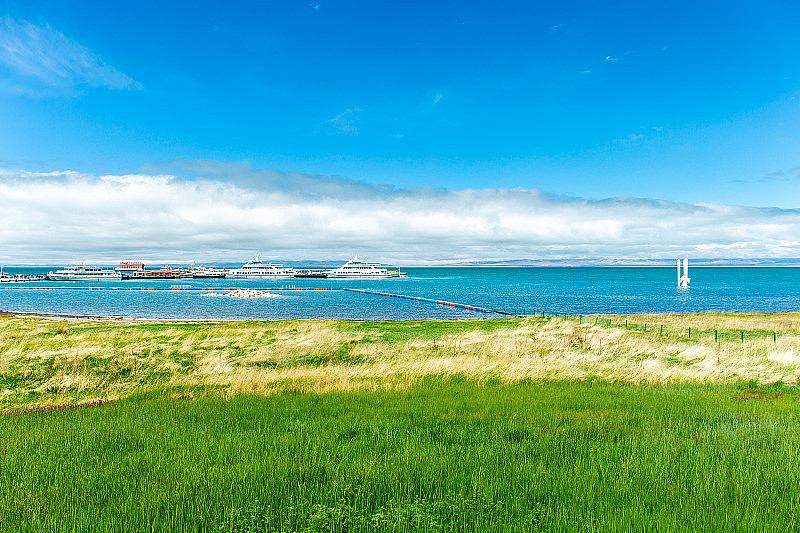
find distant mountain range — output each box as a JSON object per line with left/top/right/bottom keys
{"left": 419, "top": 258, "right": 800, "bottom": 267}
{"left": 6, "top": 258, "right": 800, "bottom": 268}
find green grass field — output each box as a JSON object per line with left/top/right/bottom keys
{"left": 3, "top": 380, "right": 800, "bottom": 532}
{"left": 2, "top": 314, "right": 800, "bottom": 531}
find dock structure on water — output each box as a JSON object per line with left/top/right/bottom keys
{"left": 677, "top": 258, "right": 691, "bottom": 287}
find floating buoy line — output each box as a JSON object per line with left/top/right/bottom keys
{"left": 0, "top": 286, "right": 499, "bottom": 315}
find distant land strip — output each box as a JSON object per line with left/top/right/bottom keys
{"left": 5, "top": 258, "right": 800, "bottom": 268}
{"left": 436, "top": 258, "right": 800, "bottom": 267}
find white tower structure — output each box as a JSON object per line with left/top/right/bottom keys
{"left": 677, "top": 258, "right": 690, "bottom": 287}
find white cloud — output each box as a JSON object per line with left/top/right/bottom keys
{"left": 0, "top": 17, "right": 140, "bottom": 93}
{"left": 0, "top": 163, "right": 799, "bottom": 263}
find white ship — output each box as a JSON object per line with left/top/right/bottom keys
{"left": 0, "top": 267, "right": 22, "bottom": 283}
{"left": 228, "top": 255, "right": 295, "bottom": 279}
{"left": 326, "top": 255, "right": 403, "bottom": 279}
{"left": 189, "top": 265, "right": 227, "bottom": 279}
{"left": 48, "top": 265, "right": 123, "bottom": 281}
{"left": 0, "top": 267, "right": 45, "bottom": 283}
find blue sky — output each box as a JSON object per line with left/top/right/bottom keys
{"left": 1, "top": 1, "right": 800, "bottom": 262}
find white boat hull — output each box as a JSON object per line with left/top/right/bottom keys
{"left": 326, "top": 274, "right": 393, "bottom": 279}
{"left": 228, "top": 274, "right": 294, "bottom": 279}
{"left": 48, "top": 274, "right": 123, "bottom": 281}
{"left": 326, "top": 255, "right": 399, "bottom": 279}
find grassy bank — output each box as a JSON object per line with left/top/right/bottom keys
{"left": 2, "top": 313, "right": 800, "bottom": 410}
{"left": 3, "top": 315, "right": 800, "bottom": 531}
{"left": 3, "top": 380, "right": 800, "bottom": 532}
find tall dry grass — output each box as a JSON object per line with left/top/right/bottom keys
{"left": 1, "top": 313, "right": 800, "bottom": 409}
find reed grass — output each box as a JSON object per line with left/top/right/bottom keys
{"left": 2, "top": 313, "right": 800, "bottom": 411}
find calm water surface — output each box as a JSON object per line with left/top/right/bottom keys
{"left": 0, "top": 267, "right": 798, "bottom": 320}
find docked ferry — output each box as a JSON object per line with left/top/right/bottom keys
{"left": 228, "top": 255, "right": 295, "bottom": 279}
{"left": 0, "top": 267, "right": 24, "bottom": 283}
{"left": 189, "top": 265, "right": 227, "bottom": 279}
{"left": 48, "top": 265, "right": 123, "bottom": 281}
{"left": 326, "top": 255, "right": 404, "bottom": 279}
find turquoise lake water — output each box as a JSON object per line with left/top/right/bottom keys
{"left": 0, "top": 267, "right": 798, "bottom": 320}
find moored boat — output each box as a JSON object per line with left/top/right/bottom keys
{"left": 229, "top": 255, "right": 295, "bottom": 279}
{"left": 190, "top": 265, "right": 227, "bottom": 279}
{"left": 0, "top": 267, "right": 27, "bottom": 283}
{"left": 326, "top": 255, "right": 404, "bottom": 279}
{"left": 48, "top": 265, "right": 123, "bottom": 281}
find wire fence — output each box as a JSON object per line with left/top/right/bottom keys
{"left": 491, "top": 308, "right": 782, "bottom": 344}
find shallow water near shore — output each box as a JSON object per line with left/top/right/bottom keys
{"left": 1, "top": 267, "right": 799, "bottom": 320}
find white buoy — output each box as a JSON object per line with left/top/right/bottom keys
{"left": 677, "top": 258, "right": 690, "bottom": 287}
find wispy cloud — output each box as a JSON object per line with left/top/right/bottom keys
{"left": 0, "top": 17, "right": 140, "bottom": 93}
{"left": 604, "top": 51, "right": 635, "bottom": 64}
{"left": 0, "top": 162, "right": 798, "bottom": 263}
{"left": 612, "top": 133, "right": 646, "bottom": 143}
{"left": 730, "top": 167, "right": 800, "bottom": 184}
{"left": 326, "top": 107, "right": 361, "bottom": 135}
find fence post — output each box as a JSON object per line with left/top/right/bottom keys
{"left": 579, "top": 316, "right": 582, "bottom": 324}
{"left": 774, "top": 331, "right": 777, "bottom": 343}
{"left": 741, "top": 331, "right": 744, "bottom": 343}
{"left": 660, "top": 325, "right": 663, "bottom": 335}
{"left": 625, "top": 320, "right": 628, "bottom": 330}
{"left": 688, "top": 327, "right": 691, "bottom": 340}
{"left": 715, "top": 330, "right": 718, "bottom": 343}
{"left": 594, "top": 317, "right": 598, "bottom": 325}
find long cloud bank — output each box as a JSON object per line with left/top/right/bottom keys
{"left": 1, "top": 163, "right": 799, "bottom": 263}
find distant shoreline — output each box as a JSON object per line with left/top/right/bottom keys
{"left": 5, "top": 262, "right": 800, "bottom": 269}
{"left": 1, "top": 309, "right": 796, "bottom": 322}
{"left": 0, "top": 309, "right": 125, "bottom": 321}
{"left": 415, "top": 263, "right": 800, "bottom": 268}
